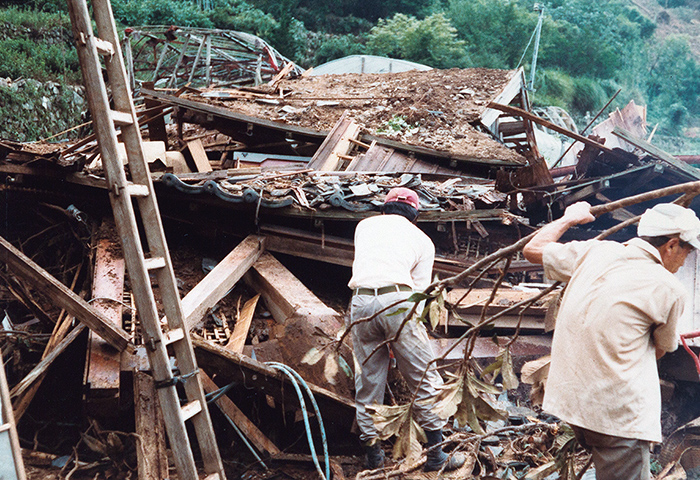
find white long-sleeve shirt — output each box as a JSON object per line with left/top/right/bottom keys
{"left": 348, "top": 214, "right": 435, "bottom": 291}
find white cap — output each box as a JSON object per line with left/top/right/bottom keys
{"left": 638, "top": 203, "right": 700, "bottom": 250}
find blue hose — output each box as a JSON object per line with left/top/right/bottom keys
{"left": 267, "top": 362, "right": 330, "bottom": 480}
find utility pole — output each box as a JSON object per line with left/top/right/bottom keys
{"left": 529, "top": 3, "right": 545, "bottom": 92}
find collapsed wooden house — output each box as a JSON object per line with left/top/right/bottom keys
{"left": 2, "top": 21, "right": 700, "bottom": 479}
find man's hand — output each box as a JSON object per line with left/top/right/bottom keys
{"left": 523, "top": 202, "right": 596, "bottom": 265}
{"left": 561, "top": 202, "right": 596, "bottom": 226}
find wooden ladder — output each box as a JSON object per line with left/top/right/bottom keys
{"left": 65, "top": 1, "right": 226, "bottom": 479}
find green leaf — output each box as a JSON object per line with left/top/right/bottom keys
{"left": 481, "top": 357, "right": 503, "bottom": 377}
{"left": 337, "top": 354, "right": 353, "bottom": 378}
{"left": 407, "top": 292, "right": 431, "bottom": 303}
{"left": 386, "top": 307, "right": 408, "bottom": 316}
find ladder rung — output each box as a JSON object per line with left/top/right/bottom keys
{"left": 94, "top": 37, "right": 115, "bottom": 56}
{"left": 143, "top": 257, "right": 166, "bottom": 270}
{"left": 163, "top": 327, "right": 185, "bottom": 346}
{"left": 181, "top": 400, "right": 202, "bottom": 421}
{"left": 111, "top": 110, "right": 134, "bottom": 126}
{"left": 126, "top": 183, "right": 150, "bottom": 197}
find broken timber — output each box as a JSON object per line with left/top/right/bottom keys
{"left": 133, "top": 371, "right": 168, "bottom": 480}
{"left": 0, "top": 235, "right": 131, "bottom": 352}
{"left": 86, "top": 221, "right": 126, "bottom": 414}
{"left": 182, "top": 235, "right": 265, "bottom": 331}
{"left": 307, "top": 111, "right": 361, "bottom": 171}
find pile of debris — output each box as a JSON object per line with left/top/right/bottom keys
{"left": 2, "top": 25, "right": 700, "bottom": 480}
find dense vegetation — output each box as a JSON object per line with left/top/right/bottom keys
{"left": 1, "top": 0, "right": 699, "bottom": 152}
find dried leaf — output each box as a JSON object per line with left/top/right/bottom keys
{"left": 428, "top": 300, "right": 447, "bottom": 330}
{"left": 301, "top": 346, "right": 325, "bottom": 366}
{"left": 501, "top": 349, "right": 519, "bottom": 391}
{"left": 430, "top": 375, "right": 464, "bottom": 420}
{"left": 324, "top": 354, "right": 339, "bottom": 385}
{"left": 392, "top": 416, "right": 424, "bottom": 461}
{"left": 521, "top": 355, "right": 551, "bottom": 385}
{"left": 367, "top": 403, "right": 411, "bottom": 440}
{"left": 81, "top": 433, "right": 107, "bottom": 456}
{"left": 481, "top": 356, "right": 503, "bottom": 377}
{"left": 474, "top": 396, "right": 506, "bottom": 422}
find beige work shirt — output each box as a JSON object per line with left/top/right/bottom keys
{"left": 542, "top": 237, "right": 686, "bottom": 442}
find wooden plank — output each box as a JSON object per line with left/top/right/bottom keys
{"left": 133, "top": 371, "right": 168, "bottom": 480}
{"left": 181, "top": 235, "right": 265, "bottom": 331}
{"left": 200, "top": 371, "right": 280, "bottom": 456}
{"left": 187, "top": 138, "right": 213, "bottom": 172}
{"left": 612, "top": 126, "right": 700, "bottom": 180}
{"left": 0, "top": 236, "right": 131, "bottom": 352}
{"left": 308, "top": 111, "right": 360, "bottom": 171}
{"left": 225, "top": 294, "right": 259, "bottom": 353}
{"left": 85, "top": 222, "right": 126, "bottom": 412}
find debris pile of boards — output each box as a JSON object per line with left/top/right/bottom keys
{"left": 1, "top": 52, "right": 700, "bottom": 479}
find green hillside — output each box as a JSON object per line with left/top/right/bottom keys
{"left": 1, "top": 0, "right": 699, "bottom": 153}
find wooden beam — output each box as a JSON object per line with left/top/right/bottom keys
{"left": 244, "top": 252, "right": 338, "bottom": 324}
{"left": 612, "top": 126, "right": 700, "bottom": 180}
{"left": 200, "top": 371, "right": 280, "bottom": 456}
{"left": 187, "top": 138, "right": 213, "bottom": 172}
{"left": 225, "top": 294, "right": 259, "bottom": 353}
{"left": 0, "top": 235, "right": 131, "bottom": 352}
{"left": 85, "top": 222, "right": 126, "bottom": 414}
{"left": 182, "top": 235, "right": 265, "bottom": 331}
{"left": 133, "top": 371, "right": 168, "bottom": 480}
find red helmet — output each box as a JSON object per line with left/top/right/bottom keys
{"left": 384, "top": 187, "right": 420, "bottom": 210}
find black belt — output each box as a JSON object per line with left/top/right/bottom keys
{"left": 353, "top": 284, "right": 413, "bottom": 296}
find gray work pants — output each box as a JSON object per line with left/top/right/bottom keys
{"left": 349, "top": 291, "right": 446, "bottom": 442}
{"left": 572, "top": 425, "right": 651, "bottom": 480}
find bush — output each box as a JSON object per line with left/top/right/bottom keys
{"left": 208, "top": 2, "right": 278, "bottom": 38}
{"left": 112, "top": 0, "right": 213, "bottom": 27}
{"left": 311, "top": 34, "right": 367, "bottom": 66}
{"left": 366, "top": 13, "right": 469, "bottom": 68}
{"left": 570, "top": 76, "right": 608, "bottom": 114}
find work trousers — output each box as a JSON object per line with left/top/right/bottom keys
{"left": 572, "top": 425, "right": 651, "bottom": 480}
{"left": 348, "top": 290, "right": 446, "bottom": 442}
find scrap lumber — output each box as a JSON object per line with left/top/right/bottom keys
{"left": 182, "top": 235, "right": 265, "bottom": 331}
{"left": 133, "top": 371, "right": 168, "bottom": 480}
{"left": 200, "top": 371, "right": 280, "bottom": 456}
{"left": 192, "top": 337, "right": 355, "bottom": 431}
{"left": 0, "top": 235, "right": 131, "bottom": 352}
{"left": 187, "top": 138, "right": 213, "bottom": 172}
{"left": 307, "top": 111, "right": 361, "bottom": 171}
{"left": 612, "top": 126, "right": 700, "bottom": 180}
{"left": 11, "top": 325, "right": 87, "bottom": 404}
{"left": 85, "top": 222, "right": 126, "bottom": 414}
{"left": 267, "top": 62, "right": 295, "bottom": 88}
{"left": 488, "top": 102, "right": 621, "bottom": 158}
{"left": 225, "top": 294, "right": 259, "bottom": 353}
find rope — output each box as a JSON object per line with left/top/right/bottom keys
{"left": 266, "top": 362, "right": 330, "bottom": 480}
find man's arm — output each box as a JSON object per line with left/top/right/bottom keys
{"left": 523, "top": 202, "right": 596, "bottom": 265}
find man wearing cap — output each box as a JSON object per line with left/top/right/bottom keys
{"left": 348, "top": 187, "right": 465, "bottom": 472}
{"left": 523, "top": 201, "right": 699, "bottom": 480}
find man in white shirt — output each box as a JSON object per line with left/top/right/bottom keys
{"left": 348, "top": 187, "right": 465, "bottom": 472}
{"left": 523, "top": 202, "right": 700, "bottom": 480}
